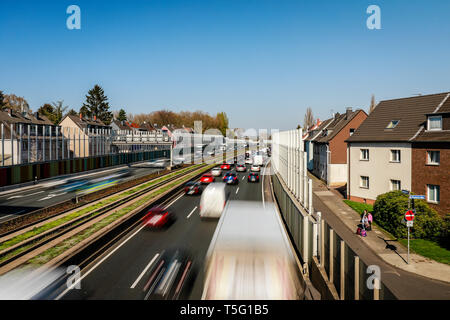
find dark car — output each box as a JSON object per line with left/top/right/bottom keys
{"left": 248, "top": 173, "right": 260, "bottom": 183}
{"left": 141, "top": 207, "right": 175, "bottom": 229}
{"left": 143, "top": 249, "right": 196, "bottom": 300}
{"left": 223, "top": 172, "right": 239, "bottom": 185}
{"left": 184, "top": 181, "right": 202, "bottom": 195}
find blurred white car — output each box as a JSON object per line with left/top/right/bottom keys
{"left": 211, "top": 167, "right": 222, "bottom": 177}
{"left": 199, "top": 183, "right": 228, "bottom": 219}
{"left": 251, "top": 165, "right": 260, "bottom": 172}
{"left": 245, "top": 158, "right": 253, "bottom": 165}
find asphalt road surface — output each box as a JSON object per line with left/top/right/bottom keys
{"left": 59, "top": 160, "right": 267, "bottom": 300}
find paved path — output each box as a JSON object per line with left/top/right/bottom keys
{"left": 310, "top": 174, "right": 450, "bottom": 299}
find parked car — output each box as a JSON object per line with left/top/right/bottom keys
{"left": 200, "top": 174, "right": 215, "bottom": 184}
{"left": 199, "top": 183, "right": 228, "bottom": 218}
{"left": 248, "top": 173, "right": 260, "bottom": 183}
{"left": 184, "top": 181, "right": 202, "bottom": 195}
{"left": 211, "top": 167, "right": 222, "bottom": 177}
{"left": 236, "top": 164, "right": 246, "bottom": 172}
{"left": 251, "top": 165, "right": 260, "bottom": 172}
{"left": 223, "top": 172, "right": 239, "bottom": 185}
{"left": 142, "top": 207, "right": 175, "bottom": 228}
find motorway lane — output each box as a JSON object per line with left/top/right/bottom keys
{"left": 0, "top": 163, "right": 168, "bottom": 222}
{"left": 60, "top": 163, "right": 264, "bottom": 300}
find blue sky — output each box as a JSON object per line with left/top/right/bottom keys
{"left": 1, "top": 0, "right": 449, "bottom": 130}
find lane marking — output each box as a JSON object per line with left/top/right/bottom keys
{"left": 163, "top": 193, "right": 184, "bottom": 210}
{"left": 7, "top": 191, "right": 44, "bottom": 200}
{"left": 242, "top": 176, "right": 245, "bottom": 180}
{"left": 56, "top": 224, "right": 146, "bottom": 300}
{"left": 186, "top": 206, "right": 198, "bottom": 219}
{"left": 130, "top": 253, "right": 160, "bottom": 289}
{"left": 235, "top": 187, "right": 240, "bottom": 194}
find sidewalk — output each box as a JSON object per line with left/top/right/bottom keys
{"left": 310, "top": 173, "right": 450, "bottom": 284}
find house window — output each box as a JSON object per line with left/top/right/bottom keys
{"left": 386, "top": 120, "right": 400, "bottom": 129}
{"left": 390, "top": 179, "right": 401, "bottom": 191}
{"left": 360, "top": 176, "right": 369, "bottom": 189}
{"left": 427, "top": 184, "right": 440, "bottom": 203}
{"left": 390, "top": 150, "right": 401, "bottom": 163}
{"left": 360, "top": 149, "right": 369, "bottom": 161}
{"left": 427, "top": 151, "right": 440, "bottom": 165}
{"left": 428, "top": 116, "right": 442, "bottom": 130}
{"left": 349, "top": 128, "right": 355, "bottom": 136}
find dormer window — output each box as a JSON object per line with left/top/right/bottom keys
{"left": 386, "top": 120, "right": 400, "bottom": 129}
{"left": 428, "top": 116, "right": 442, "bottom": 131}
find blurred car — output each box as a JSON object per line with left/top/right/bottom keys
{"left": 250, "top": 165, "right": 260, "bottom": 172}
{"left": 223, "top": 172, "right": 239, "bottom": 185}
{"left": 211, "top": 167, "right": 222, "bottom": 177}
{"left": 248, "top": 173, "right": 260, "bottom": 183}
{"left": 245, "top": 158, "right": 253, "bottom": 165}
{"left": 200, "top": 174, "right": 215, "bottom": 184}
{"left": 220, "top": 163, "right": 231, "bottom": 170}
{"left": 184, "top": 181, "right": 202, "bottom": 195}
{"left": 199, "top": 183, "right": 228, "bottom": 218}
{"left": 143, "top": 249, "right": 195, "bottom": 300}
{"left": 236, "top": 164, "right": 246, "bottom": 172}
{"left": 142, "top": 207, "right": 175, "bottom": 228}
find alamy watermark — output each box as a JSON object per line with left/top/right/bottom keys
{"left": 366, "top": 5, "right": 381, "bottom": 30}
{"left": 66, "top": 5, "right": 81, "bottom": 30}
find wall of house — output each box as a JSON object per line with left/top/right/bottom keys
{"left": 412, "top": 142, "right": 450, "bottom": 215}
{"left": 329, "top": 111, "right": 367, "bottom": 164}
{"left": 348, "top": 142, "right": 412, "bottom": 202}
{"left": 328, "top": 163, "right": 348, "bottom": 187}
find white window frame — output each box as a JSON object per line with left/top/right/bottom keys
{"left": 390, "top": 150, "right": 401, "bottom": 163}
{"left": 427, "top": 116, "right": 442, "bottom": 131}
{"left": 427, "top": 151, "right": 440, "bottom": 165}
{"left": 360, "top": 176, "right": 369, "bottom": 189}
{"left": 390, "top": 179, "right": 401, "bottom": 191}
{"left": 427, "top": 184, "right": 440, "bottom": 203}
{"left": 360, "top": 149, "right": 369, "bottom": 161}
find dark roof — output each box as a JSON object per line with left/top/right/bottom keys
{"left": 347, "top": 92, "right": 450, "bottom": 143}
{"left": 314, "top": 109, "right": 366, "bottom": 143}
{"left": 304, "top": 118, "right": 333, "bottom": 142}
{"left": 139, "top": 122, "right": 156, "bottom": 131}
{"left": 0, "top": 109, "right": 54, "bottom": 126}
{"left": 111, "top": 119, "right": 129, "bottom": 130}
{"left": 62, "top": 114, "right": 109, "bottom": 129}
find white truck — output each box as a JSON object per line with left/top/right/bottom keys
{"left": 252, "top": 154, "right": 263, "bottom": 166}
{"left": 202, "top": 201, "right": 305, "bottom": 300}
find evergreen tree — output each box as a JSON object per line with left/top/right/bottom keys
{"left": 81, "top": 85, "right": 113, "bottom": 124}
{"left": 37, "top": 103, "right": 56, "bottom": 123}
{"left": 66, "top": 109, "right": 78, "bottom": 116}
{"left": 117, "top": 108, "right": 127, "bottom": 122}
{"left": 0, "top": 90, "right": 5, "bottom": 109}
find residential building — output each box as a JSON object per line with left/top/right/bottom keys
{"left": 346, "top": 92, "right": 450, "bottom": 215}
{"left": 311, "top": 108, "right": 368, "bottom": 187}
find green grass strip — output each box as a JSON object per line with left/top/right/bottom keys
{"left": 0, "top": 164, "right": 206, "bottom": 252}
{"left": 26, "top": 164, "right": 216, "bottom": 266}
{"left": 398, "top": 239, "right": 450, "bottom": 265}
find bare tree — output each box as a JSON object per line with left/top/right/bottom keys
{"left": 303, "top": 107, "right": 314, "bottom": 130}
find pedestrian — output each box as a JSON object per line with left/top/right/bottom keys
{"left": 367, "top": 212, "right": 373, "bottom": 231}
{"left": 361, "top": 210, "right": 367, "bottom": 229}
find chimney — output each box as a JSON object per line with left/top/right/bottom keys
{"left": 121, "top": 120, "right": 124, "bottom": 126}
{"left": 94, "top": 115, "right": 97, "bottom": 121}
{"left": 79, "top": 113, "right": 83, "bottom": 120}
{"left": 346, "top": 107, "right": 352, "bottom": 120}
{"left": 34, "top": 111, "right": 40, "bottom": 120}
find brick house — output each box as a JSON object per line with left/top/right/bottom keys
{"left": 311, "top": 108, "right": 368, "bottom": 187}
{"left": 347, "top": 92, "right": 449, "bottom": 215}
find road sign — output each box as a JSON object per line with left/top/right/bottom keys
{"left": 409, "top": 195, "right": 425, "bottom": 200}
{"left": 406, "top": 221, "right": 413, "bottom": 227}
{"left": 405, "top": 210, "right": 415, "bottom": 221}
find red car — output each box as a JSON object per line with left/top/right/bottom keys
{"left": 220, "top": 163, "right": 231, "bottom": 170}
{"left": 200, "top": 174, "right": 215, "bottom": 184}
{"left": 184, "top": 181, "right": 202, "bottom": 195}
{"left": 142, "top": 207, "right": 174, "bottom": 228}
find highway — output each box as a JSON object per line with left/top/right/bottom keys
{"left": 0, "top": 159, "right": 171, "bottom": 223}
{"left": 59, "top": 156, "right": 268, "bottom": 300}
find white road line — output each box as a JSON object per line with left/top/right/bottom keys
{"left": 163, "top": 193, "right": 184, "bottom": 210}
{"left": 130, "top": 253, "right": 160, "bottom": 289}
{"left": 56, "top": 224, "right": 146, "bottom": 300}
{"left": 186, "top": 206, "right": 198, "bottom": 219}
{"left": 235, "top": 187, "right": 240, "bottom": 194}
{"left": 242, "top": 176, "right": 245, "bottom": 180}
{"left": 7, "top": 191, "right": 44, "bottom": 200}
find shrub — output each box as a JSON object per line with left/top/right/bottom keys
{"left": 373, "top": 191, "right": 444, "bottom": 241}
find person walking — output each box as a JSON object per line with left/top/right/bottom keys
{"left": 367, "top": 212, "right": 373, "bottom": 231}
